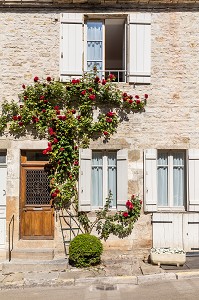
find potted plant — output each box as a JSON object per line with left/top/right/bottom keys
{"left": 150, "top": 247, "right": 186, "bottom": 267}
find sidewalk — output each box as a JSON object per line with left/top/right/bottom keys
{"left": 1, "top": 254, "right": 199, "bottom": 290}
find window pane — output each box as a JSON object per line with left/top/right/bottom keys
{"left": 157, "top": 152, "right": 168, "bottom": 206}
{"left": 92, "top": 152, "right": 103, "bottom": 206}
{"left": 87, "top": 22, "right": 103, "bottom": 71}
{"left": 26, "top": 151, "right": 48, "bottom": 161}
{"left": 173, "top": 152, "right": 185, "bottom": 206}
{"left": 108, "top": 152, "right": 117, "bottom": 207}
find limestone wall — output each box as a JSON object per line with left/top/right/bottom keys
{"left": 1, "top": 9, "right": 199, "bottom": 257}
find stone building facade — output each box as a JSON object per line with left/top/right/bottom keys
{"left": 1, "top": 0, "right": 199, "bottom": 260}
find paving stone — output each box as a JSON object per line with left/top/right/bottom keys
{"left": 176, "top": 271, "right": 199, "bottom": 279}
{"left": 24, "top": 271, "right": 59, "bottom": 285}
{"left": 137, "top": 272, "right": 176, "bottom": 284}
{"left": 140, "top": 261, "right": 165, "bottom": 275}
{"left": 2, "top": 273, "right": 24, "bottom": 285}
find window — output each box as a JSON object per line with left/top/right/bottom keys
{"left": 157, "top": 151, "right": 186, "bottom": 208}
{"left": 60, "top": 13, "right": 151, "bottom": 84}
{"left": 91, "top": 151, "right": 117, "bottom": 208}
{"left": 86, "top": 19, "right": 126, "bottom": 82}
{"left": 79, "top": 148, "right": 128, "bottom": 211}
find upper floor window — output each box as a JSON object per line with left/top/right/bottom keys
{"left": 86, "top": 19, "right": 126, "bottom": 82}
{"left": 60, "top": 13, "right": 151, "bottom": 84}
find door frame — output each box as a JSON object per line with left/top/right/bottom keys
{"left": 20, "top": 150, "right": 54, "bottom": 240}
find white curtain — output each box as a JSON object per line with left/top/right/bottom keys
{"left": 87, "top": 22, "right": 103, "bottom": 71}
{"left": 91, "top": 152, "right": 103, "bottom": 206}
{"left": 173, "top": 152, "right": 184, "bottom": 206}
{"left": 108, "top": 152, "right": 117, "bottom": 207}
{"left": 157, "top": 152, "right": 168, "bottom": 206}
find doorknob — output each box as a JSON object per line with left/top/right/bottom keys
{"left": 3, "top": 190, "right": 6, "bottom": 196}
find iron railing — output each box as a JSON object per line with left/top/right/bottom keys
{"left": 8, "top": 214, "right": 14, "bottom": 262}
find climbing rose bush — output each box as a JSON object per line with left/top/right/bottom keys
{"left": 0, "top": 71, "right": 147, "bottom": 239}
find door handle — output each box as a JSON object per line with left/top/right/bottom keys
{"left": 3, "top": 190, "right": 6, "bottom": 196}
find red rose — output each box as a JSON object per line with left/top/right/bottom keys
{"left": 94, "top": 76, "right": 100, "bottom": 83}
{"left": 32, "top": 117, "right": 39, "bottom": 123}
{"left": 103, "top": 131, "right": 109, "bottom": 136}
{"left": 123, "top": 212, "right": 129, "bottom": 218}
{"left": 43, "top": 100, "right": 48, "bottom": 104}
{"left": 53, "top": 138, "right": 58, "bottom": 144}
{"left": 71, "top": 109, "right": 76, "bottom": 114}
{"left": 54, "top": 106, "right": 59, "bottom": 110}
{"left": 106, "top": 112, "right": 115, "bottom": 117}
{"left": 46, "top": 76, "right": 51, "bottom": 82}
{"left": 71, "top": 79, "right": 80, "bottom": 84}
{"left": 123, "top": 93, "right": 127, "bottom": 97}
{"left": 135, "top": 95, "right": 139, "bottom": 99}
{"left": 48, "top": 142, "right": 52, "bottom": 147}
{"left": 123, "top": 97, "right": 128, "bottom": 102}
{"left": 106, "top": 117, "right": 112, "bottom": 123}
{"left": 17, "top": 115, "right": 22, "bottom": 120}
{"left": 42, "top": 109, "right": 46, "bottom": 113}
{"left": 108, "top": 73, "right": 115, "bottom": 81}
{"left": 144, "top": 94, "right": 148, "bottom": 99}
{"left": 131, "top": 194, "right": 135, "bottom": 199}
{"left": 136, "top": 99, "right": 141, "bottom": 104}
{"left": 51, "top": 192, "right": 57, "bottom": 198}
{"left": 34, "top": 76, "right": 39, "bottom": 82}
{"left": 56, "top": 110, "right": 60, "bottom": 115}
{"left": 126, "top": 200, "right": 131, "bottom": 208}
{"left": 60, "top": 147, "right": 64, "bottom": 151}
{"left": 88, "top": 88, "right": 93, "bottom": 93}
{"left": 81, "top": 90, "right": 86, "bottom": 96}
{"left": 89, "top": 94, "right": 96, "bottom": 101}
{"left": 18, "top": 121, "right": 24, "bottom": 126}
{"left": 74, "top": 145, "right": 78, "bottom": 150}
{"left": 140, "top": 200, "right": 143, "bottom": 205}
{"left": 22, "top": 84, "right": 26, "bottom": 89}
{"left": 74, "top": 160, "right": 79, "bottom": 166}
{"left": 24, "top": 96, "right": 28, "bottom": 100}
{"left": 12, "top": 116, "right": 18, "bottom": 121}
{"left": 129, "top": 100, "right": 133, "bottom": 104}
{"left": 76, "top": 115, "right": 81, "bottom": 120}
{"left": 48, "top": 127, "right": 55, "bottom": 136}
{"left": 102, "top": 79, "right": 106, "bottom": 85}
{"left": 62, "top": 115, "right": 66, "bottom": 121}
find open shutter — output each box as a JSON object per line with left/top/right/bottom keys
{"left": 79, "top": 149, "right": 91, "bottom": 212}
{"left": 117, "top": 149, "right": 128, "bottom": 210}
{"left": 128, "top": 13, "right": 151, "bottom": 84}
{"left": 188, "top": 149, "right": 199, "bottom": 211}
{"left": 144, "top": 149, "right": 157, "bottom": 212}
{"left": 0, "top": 164, "right": 7, "bottom": 247}
{"left": 60, "top": 13, "right": 83, "bottom": 82}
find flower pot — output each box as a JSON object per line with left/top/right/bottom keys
{"left": 150, "top": 252, "right": 186, "bottom": 267}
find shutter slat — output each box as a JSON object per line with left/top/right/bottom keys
{"left": 128, "top": 13, "right": 151, "bottom": 84}
{"left": 144, "top": 149, "right": 157, "bottom": 212}
{"left": 117, "top": 149, "right": 128, "bottom": 211}
{"left": 79, "top": 149, "right": 91, "bottom": 212}
{"left": 60, "top": 13, "right": 83, "bottom": 82}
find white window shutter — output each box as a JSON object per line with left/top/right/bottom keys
{"left": 188, "top": 149, "right": 199, "bottom": 211}
{"left": 128, "top": 13, "right": 151, "bottom": 84}
{"left": 144, "top": 149, "right": 157, "bottom": 212}
{"left": 79, "top": 149, "right": 91, "bottom": 212}
{"left": 117, "top": 149, "right": 128, "bottom": 211}
{"left": 0, "top": 167, "right": 7, "bottom": 206}
{"left": 60, "top": 13, "right": 83, "bottom": 82}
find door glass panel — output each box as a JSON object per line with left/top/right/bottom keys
{"left": 26, "top": 169, "right": 51, "bottom": 205}
{"left": 0, "top": 152, "right": 6, "bottom": 164}
{"left": 26, "top": 151, "right": 49, "bottom": 161}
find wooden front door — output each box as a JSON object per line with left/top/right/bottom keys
{"left": 20, "top": 151, "right": 54, "bottom": 239}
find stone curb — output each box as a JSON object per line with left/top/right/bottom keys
{"left": 1, "top": 269, "right": 199, "bottom": 290}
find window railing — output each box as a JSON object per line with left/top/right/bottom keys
{"left": 86, "top": 69, "right": 127, "bottom": 83}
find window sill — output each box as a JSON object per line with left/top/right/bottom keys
{"left": 157, "top": 206, "right": 186, "bottom": 212}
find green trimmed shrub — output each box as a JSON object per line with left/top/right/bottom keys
{"left": 69, "top": 234, "right": 103, "bottom": 268}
